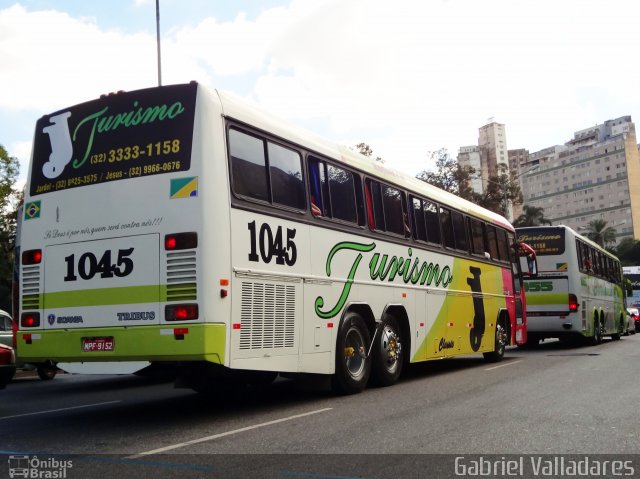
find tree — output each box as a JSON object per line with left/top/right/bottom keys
{"left": 585, "top": 219, "right": 617, "bottom": 248}
{"left": 0, "top": 144, "right": 20, "bottom": 313}
{"left": 354, "top": 142, "right": 384, "bottom": 162}
{"left": 475, "top": 164, "right": 523, "bottom": 218}
{"left": 513, "top": 205, "right": 552, "bottom": 227}
{"left": 613, "top": 237, "right": 640, "bottom": 266}
{"left": 416, "top": 148, "right": 475, "bottom": 201}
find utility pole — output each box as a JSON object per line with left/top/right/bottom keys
{"left": 156, "top": 0, "right": 162, "bottom": 86}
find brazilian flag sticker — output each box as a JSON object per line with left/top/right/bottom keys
{"left": 170, "top": 177, "right": 198, "bottom": 199}
{"left": 24, "top": 201, "right": 41, "bottom": 220}
{"left": 556, "top": 263, "right": 568, "bottom": 271}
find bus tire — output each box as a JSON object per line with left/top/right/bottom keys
{"left": 371, "top": 315, "right": 403, "bottom": 387}
{"left": 589, "top": 314, "right": 602, "bottom": 346}
{"left": 483, "top": 317, "right": 507, "bottom": 362}
{"left": 332, "top": 312, "right": 371, "bottom": 395}
{"left": 36, "top": 363, "right": 58, "bottom": 380}
{"left": 612, "top": 315, "right": 623, "bottom": 341}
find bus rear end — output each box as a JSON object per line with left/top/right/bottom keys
{"left": 517, "top": 226, "right": 580, "bottom": 343}
{"left": 17, "top": 82, "right": 229, "bottom": 368}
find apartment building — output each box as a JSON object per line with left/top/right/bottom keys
{"left": 518, "top": 116, "right": 640, "bottom": 243}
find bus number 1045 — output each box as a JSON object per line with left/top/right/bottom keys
{"left": 64, "top": 248, "right": 135, "bottom": 281}
{"left": 247, "top": 221, "right": 297, "bottom": 266}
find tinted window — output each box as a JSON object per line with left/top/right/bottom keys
{"left": 424, "top": 200, "right": 441, "bottom": 244}
{"left": 308, "top": 158, "right": 330, "bottom": 217}
{"left": 328, "top": 164, "right": 358, "bottom": 223}
{"left": 309, "top": 157, "right": 361, "bottom": 224}
{"left": 411, "top": 197, "right": 427, "bottom": 242}
{"left": 268, "top": 142, "right": 304, "bottom": 209}
{"left": 487, "top": 225, "right": 499, "bottom": 259}
{"left": 496, "top": 228, "right": 509, "bottom": 261}
{"left": 382, "top": 185, "right": 406, "bottom": 236}
{"left": 469, "top": 218, "right": 486, "bottom": 255}
{"left": 451, "top": 211, "right": 468, "bottom": 251}
{"left": 229, "top": 129, "right": 268, "bottom": 201}
{"left": 440, "top": 207, "right": 455, "bottom": 249}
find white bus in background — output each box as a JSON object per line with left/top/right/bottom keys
{"left": 516, "top": 226, "right": 625, "bottom": 345}
{"left": 17, "top": 81, "right": 536, "bottom": 394}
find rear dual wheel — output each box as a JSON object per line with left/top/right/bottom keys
{"left": 483, "top": 319, "right": 507, "bottom": 362}
{"left": 332, "top": 313, "right": 371, "bottom": 395}
{"left": 371, "top": 316, "right": 403, "bottom": 387}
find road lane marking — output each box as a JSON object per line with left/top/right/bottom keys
{"left": 484, "top": 359, "right": 523, "bottom": 371}
{"left": 128, "top": 407, "right": 333, "bottom": 458}
{"left": 0, "top": 400, "right": 122, "bottom": 420}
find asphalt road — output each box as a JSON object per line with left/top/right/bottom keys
{"left": 1, "top": 334, "right": 639, "bottom": 478}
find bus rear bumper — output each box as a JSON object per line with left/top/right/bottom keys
{"left": 15, "top": 324, "right": 226, "bottom": 364}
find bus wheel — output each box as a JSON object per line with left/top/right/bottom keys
{"left": 371, "top": 316, "right": 403, "bottom": 387}
{"left": 483, "top": 319, "right": 506, "bottom": 362}
{"left": 612, "top": 316, "right": 623, "bottom": 341}
{"left": 589, "top": 315, "right": 602, "bottom": 346}
{"left": 332, "top": 312, "right": 371, "bottom": 395}
{"left": 36, "top": 363, "right": 58, "bottom": 380}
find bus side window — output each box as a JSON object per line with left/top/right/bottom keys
{"left": 468, "top": 217, "right": 486, "bottom": 256}
{"left": 229, "top": 129, "right": 269, "bottom": 202}
{"left": 328, "top": 164, "right": 358, "bottom": 224}
{"left": 268, "top": 142, "right": 305, "bottom": 210}
{"left": 308, "top": 158, "right": 329, "bottom": 217}
{"left": 366, "top": 179, "right": 407, "bottom": 236}
{"left": 411, "top": 196, "right": 427, "bottom": 242}
{"left": 486, "top": 225, "right": 499, "bottom": 259}
{"left": 451, "top": 211, "right": 468, "bottom": 252}
{"left": 440, "top": 207, "right": 455, "bottom": 249}
{"left": 496, "top": 228, "right": 509, "bottom": 262}
{"left": 424, "top": 200, "right": 441, "bottom": 245}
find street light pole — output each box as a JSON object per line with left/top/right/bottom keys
{"left": 156, "top": 0, "right": 162, "bottom": 86}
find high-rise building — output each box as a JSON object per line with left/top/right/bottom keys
{"left": 457, "top": 145, "right": 482, "bottom": 194}
{"left": 517, "top": 116, "right": 640, "bottom": 244}
{"left": 478, "top": 119, "right": 509, "bottom": 182}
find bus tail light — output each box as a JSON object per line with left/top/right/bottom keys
{"left": 21, "top": 312, "right": 40, "bottom": 328}
{"left": 22, "top": 249, "right": 42, "bottom": 265}
{"left": 165, "top": 304, "right": 199, "bottom": 321}
{"left": 164, "top": 232, "right": 198, "bottom": 250}
{"left": 569, "top": 294, "right": 579, "bottom": 313}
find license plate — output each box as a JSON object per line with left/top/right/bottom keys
{"left": 82, "top": 337, "right": 115, "bottom": 352}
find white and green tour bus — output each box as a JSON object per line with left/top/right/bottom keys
{"left": 516, "top": 225, "right": 625, "bottom": 345}
{"left": 17, "top": 82, "right": 535, "bottom": 394}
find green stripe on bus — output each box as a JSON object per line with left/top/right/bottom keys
{"left": 43, "top": 285, "right": 165, "bottom": 308}
{"left": 526, "top": 294, "right": 568, "bottom": 306}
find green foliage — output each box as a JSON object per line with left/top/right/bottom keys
{"left": 614, "top": 237, "right": 640, "bottom": 266}
{"left": 585, "top": 219, "right": 617, "bottom": 248}
{"left": 354, "top": 142, "right": 384, "bottom": 162}
{"left": 416, "top": 149, "right": 475, "bottom": 200}
{"left": 475, "top": 164, "right": 523, "bottom": 218}
{"left": 513, "top": 205, "right": 552, "bottom": 227}
{"left": 0, "top": 144, "right": 20, "bottom": 313}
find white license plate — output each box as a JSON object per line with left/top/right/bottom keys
{"left": 82, "top": 337, "right": 114, "bottom": 352}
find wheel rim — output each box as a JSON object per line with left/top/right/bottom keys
{"left": 343, "top": 325, "right": 366, "bottom": 379}
{"left": 380, "top": 324, "right": 401, "bottom": 374}
{"left": 496, "top": 324, "right": 506, "bottom": 354}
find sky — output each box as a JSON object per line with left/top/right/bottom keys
{"left": 2, "top": 0, "right": 640, "bottom": 185}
